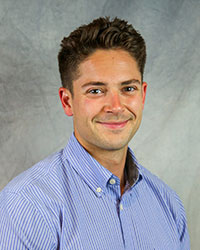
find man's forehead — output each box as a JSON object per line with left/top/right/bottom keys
{"left": 74, "top": 49, "right": 142, "bottom": 85}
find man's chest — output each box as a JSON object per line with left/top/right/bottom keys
{"left": 58, "top": 192, "right": 180, "bottom": 250}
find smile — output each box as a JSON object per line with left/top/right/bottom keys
{"left": 97, "top": 120, "right": 129, "bottom": 129}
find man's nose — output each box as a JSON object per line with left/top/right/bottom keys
{"left": 103, "top": 91, "right": 124, "bottom": 114}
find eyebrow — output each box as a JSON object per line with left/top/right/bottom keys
{"left": 81, "top": 79, "right": 141, "bottom": 88}
{"left": 121, "top": 79, "right": 141, "bottom": 86}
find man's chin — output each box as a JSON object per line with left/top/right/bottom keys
{"left": 95, "top": 137, "right": 131, "bottom": 151}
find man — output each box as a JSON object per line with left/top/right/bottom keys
{"left": 0, "top": 17, "right": 190, "bottom": 249}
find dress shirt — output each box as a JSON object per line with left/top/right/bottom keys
{"left": 0, "top": 133, "right": 190, "bottom": 249}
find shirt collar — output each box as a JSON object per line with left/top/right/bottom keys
{"left": 62, "top": 133, "right": 112, "bottom": 197}
{"left": 62, "top": 133, "right": 143, "bottom": 197}
{"left": 125, "top": 149, "right": 139, "bottom": 186}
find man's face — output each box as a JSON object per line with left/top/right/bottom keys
{"left": 59, "top": 49, "right": 147, "bottom": 153}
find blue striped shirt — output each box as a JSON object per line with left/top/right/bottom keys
{"left": 0, "top": 133, "right": 190, "bottom": 249}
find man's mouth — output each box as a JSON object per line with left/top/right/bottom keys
{"left": 96, "top": 120, "right": 129, "bottom": 129}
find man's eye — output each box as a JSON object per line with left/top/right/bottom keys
{"left": 88, "top": 89, "right": 103, "bottom": 94}
{"left": 123, "top": 86, "right": 136, "bottom": 92}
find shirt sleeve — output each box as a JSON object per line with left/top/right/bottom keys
{"left": 0, "top": 190, "right": 57, "bottom": 250}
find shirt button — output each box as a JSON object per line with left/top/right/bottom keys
{"left": 120, "top": 204, "right": 123, "bottom": 210}
{"left": 109, "top": 178, "right": 116, "bottom": 185}
{"left": 96, "top": 187, "right": 102, "bottom": 193}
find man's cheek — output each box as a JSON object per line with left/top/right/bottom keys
{"left": 84, "top": 99, "right": 101, "bottom": 114}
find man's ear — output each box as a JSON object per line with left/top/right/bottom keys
{"left": 58, "top": 87, "right": 73, "bottom": 116}
{"left": 142, "top": 82, "right": 147, "bottom": 109}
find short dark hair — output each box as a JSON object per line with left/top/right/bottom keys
{"left": 58, "top": 17, "right": 146, "bottom": 94}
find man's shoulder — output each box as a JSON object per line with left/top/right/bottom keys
{"left": 0, "top": 149, "right": 68, "bottom": 248}
{"left": 138, "top": 164, "right": 182, "bottom": 205}
{"left": 129, "top": 149, "right": 176, "bottom": 197}
{"left": 138, "top": 163, "right": 186, "bottom": 223}
{"left": 136, "top": 164, "right": 190, "bottom": 248}
{"left": 1, "top": 148, "right": 65, "bottom": 195}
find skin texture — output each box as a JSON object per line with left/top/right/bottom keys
{"left": 59, "top": 49, "right": 147, "bottom": 194}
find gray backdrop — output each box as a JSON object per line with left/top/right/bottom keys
{"left": 0, "top": 0, "right": 199, "bottom": 249}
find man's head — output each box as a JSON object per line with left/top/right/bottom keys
{"left": 58, "top": 17, "right": 147, "bottom": 154}
{"left": 58, "top": 16, "right": 146, "bottom": 95}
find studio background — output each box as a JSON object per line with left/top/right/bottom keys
{"left": 0, "top": 0, "right": 199, "bottom": 249}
